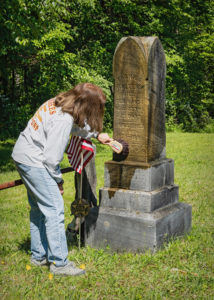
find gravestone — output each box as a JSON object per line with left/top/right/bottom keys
{"left": 85, "top": 36, "right": 192, "bottom": 251}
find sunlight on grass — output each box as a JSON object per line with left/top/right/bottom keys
{"left": 0, "top": 133, "right": 214, "bottom": 299}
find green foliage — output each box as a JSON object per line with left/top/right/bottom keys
{"left": 0, "top": 0, "right": 214, "bottom": 137}
{"left": 0, "top": 133, "right": 214, "bottom": 298}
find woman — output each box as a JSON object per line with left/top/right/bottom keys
{"left": 12, "top": 83, "right": 112, "bottom": 276}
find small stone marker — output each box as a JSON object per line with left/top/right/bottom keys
{"left": 85, "top": 37, "right": 192, "bottom": 252}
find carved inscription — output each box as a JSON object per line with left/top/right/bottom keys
{"left": 113, "top": 36, "right": 166, "bottom": 162}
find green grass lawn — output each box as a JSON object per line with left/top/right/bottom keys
{"left": 0, "top": 133, "right": 214, "bottom": 299}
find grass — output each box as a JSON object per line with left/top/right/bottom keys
{"left": 0, "top": 133, "right": 214, "bottom": 299}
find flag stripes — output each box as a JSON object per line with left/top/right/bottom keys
{"left": 66, "top": 136, "right": 94, "bottom": 174}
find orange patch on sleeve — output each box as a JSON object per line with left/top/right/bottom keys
{"left": 48, "top": 99, "right": 56, "bottom": 115}
{"left": 31, "top": 118, "right": 39, "bottom": 130}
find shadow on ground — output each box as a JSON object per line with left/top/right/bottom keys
{"left": 18, "top": 236, "right": 31, "bottom": 254}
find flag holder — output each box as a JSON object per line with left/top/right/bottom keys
{"left": 70, "top": 151, "right": 90, "bottom": 250}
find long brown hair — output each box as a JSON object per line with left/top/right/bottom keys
{"left": 55, "top": 83, "right": 106, "bottom": 132}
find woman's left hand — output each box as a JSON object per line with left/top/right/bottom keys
{"left": 58, "top": 183, "right": 64, "bottom": 195}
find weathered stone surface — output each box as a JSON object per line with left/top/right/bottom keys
{"left": 85, "top": 207, "right": 99, "bottom": 240}
{"left": 99, "top": 184, "right": 179, "bottom": 213}
{"left": 85, "top": 203, "right": 192, "bottom": 252}
{"left": 104, "top": 159, "right": 174, "bottom": 191}
{"left": 113, "top": 36, "right": 166, "bottom": 163}
{"left": 84, "top": 36, "right": 192, "bottom": 252}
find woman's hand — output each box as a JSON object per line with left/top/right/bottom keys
{"left": 58, "top": 183, "right": 64, "bottom": 195}
{"left": 97, "top": 133, "right": 113, "bottom": 144}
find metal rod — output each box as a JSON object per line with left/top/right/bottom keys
{"left": 78, "top": 217, "right": 81, "bottom": 250}
{"left": 78, "top": 151, "right": 84, "bottom": 250}
{"left": 80, "top": 152, "right": 83, "bottom": 200}
{"left": 0, "top": 167, "right": 74, "bottom": 191}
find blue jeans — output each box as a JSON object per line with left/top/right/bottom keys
{"left": 15, "top": 162, "right": 68, "bottom": 266}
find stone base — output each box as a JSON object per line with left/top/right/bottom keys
{"left": 104, "top": 159, "right": 174, "bottom": 191}
{"left": 85, "top": 202, "right": 192, "bottom": 252}
{"left": 84, "top": 158, "right": 192, "bottom": 252}
{"left": 99, "top": 185, "right": 179, "bottom": 213}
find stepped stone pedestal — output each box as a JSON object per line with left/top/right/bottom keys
{"left": 84, "top": 36, "right": 192, "bottom": 252}
{"left": 85, "top": 159, "right": 192, "bottom": 251}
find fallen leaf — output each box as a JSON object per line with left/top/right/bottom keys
{"left": 171, "top": 268, "right": 187, "bottom": 275}
{"left": 48, "top": 273, "right": 53, "bottom": 280}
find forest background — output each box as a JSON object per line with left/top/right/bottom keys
{"left": 0, "top": 0, "right": 214, "bottom": 138}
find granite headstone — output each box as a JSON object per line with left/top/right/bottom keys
{"left": 85, "top": 37, "right": 192, "bottom": 252}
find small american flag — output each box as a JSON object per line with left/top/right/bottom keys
{"left": 66, "top": 136, "right": 94, "bottom": 174}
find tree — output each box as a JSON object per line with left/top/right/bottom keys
{"left": 0, "top": 0, "right": 213, "bottom": 138}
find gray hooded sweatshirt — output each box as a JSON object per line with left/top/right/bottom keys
{"left": 12, "top": 98, "right": 97, "bottom": 183}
